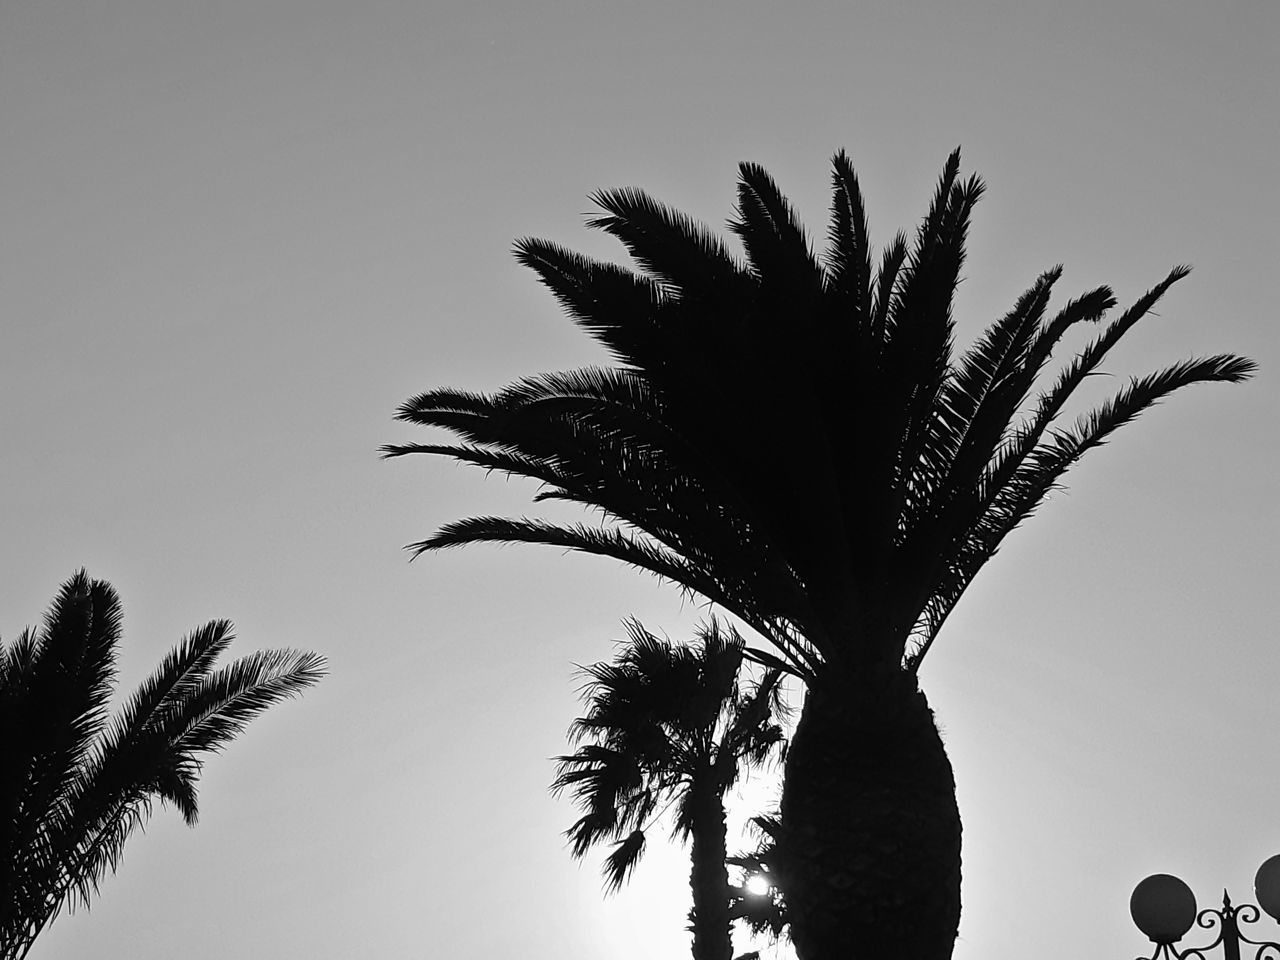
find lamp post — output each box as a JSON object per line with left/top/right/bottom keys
{"left": 1130, "top": 856, "right": 1280, "bottom": 960}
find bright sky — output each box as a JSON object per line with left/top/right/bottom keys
{"left": 4, "top": 2, "right": 1277, "bottom": 959}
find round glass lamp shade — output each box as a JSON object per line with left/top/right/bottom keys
{"left": 1255, "top": 855, "right": 1280, "bottom": 922}
{"left": 1131, "top": 874, "right": 1197, "bottom": 944}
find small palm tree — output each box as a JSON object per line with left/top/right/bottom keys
{"left": 0, "top": 570, "right": 326, "bottom": 959}
{"left": 552, "top": 618, "right": 786, "bottom": 960}
{"left": 388, "top": 149, "right": 1254, "bottom": 959}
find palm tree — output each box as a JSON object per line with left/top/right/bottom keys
{"left": 552, "top": 618, "right": 786, "bottom": 960}
{"left": 385, "top": 148, "right": 1254, "bottom": 959}
{"left": 0, "top": 570, "right": 325, "bottom": 959}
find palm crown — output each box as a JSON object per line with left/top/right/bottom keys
{"left": 552, "top": 618, "right": 785, "bottom": 892}
{"left": 389, "top": 148, "right": 1255, "bottom": 960}
{"left": 386, "top": 148, "right": 1254, "bottom": 681}
{"left": 0, "top": 571, "right": 326, "bottom": 959}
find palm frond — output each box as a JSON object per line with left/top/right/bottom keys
{"left": 824, "top": 149, "right": 873, "bottom": 323}
{"left": 53, "top": 791, "right": 154, "bottom": 920}
{"left": 869, "top": 231, "right": 908, "bottom": 346}
{"left": 602, "top": 829, "right": 648, "bottom": 893}
{"left": 586, "top": 187, "right": 751, "bottom": 303}
{"left": 898, "top": 267, "right": 1064, "bottom": 562}
{"left": 163, "top": 649, "right": 327, "bottom": 781}
{"left": 1001, "top": 266, "right": 1194, "bottom": 480}
{"left": 426, "top": 513, "right": 815, "bottom": 673}
{"left": 731, "top": 162, "right": 824, "bottom": 298}
{"left": 380, "top": 442, "right": 572, "bottom": 488}
{"left": 907, "top": 351, "right": 1255, "bottom": 667}
{"left": 513, "top": 238, "right": 669, "bottom": 369}
{"left": 389, "top": 385, "right": 498, "bottom": 427}
{"left": 101, "top": 620, "right": 233, "bottom": 751}
{"left": 1, "top": 626, "right": 40, "bottom": 689}
{"left": 1025, "top": 284, "right": 1117, "bottom": 370}
{"left": 881, "top": 165, "right": 986, "bottom": 527}
{"left": 415, "top": 515, "right": 721, "bottom": 597}
{"left": 1043, "top": 354, "right": 1257, "bottom": 463}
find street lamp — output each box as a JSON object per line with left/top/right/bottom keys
{"left": 1130, "top": 856, "right": 1280, "bottom": 960}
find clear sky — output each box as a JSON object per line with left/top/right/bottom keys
{"left": 3, "top": 2, "right": 1277, "bottom": 958}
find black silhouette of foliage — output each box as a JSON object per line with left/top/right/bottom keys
{"left": 386, "top": 149, "right": 1253, "bottom": 679}
{"left": 0, "top": 571, "right": 325, "bottom": 959}
{"left": 389, "top": 148, "right": 1253, "bottom": 960}
{"left": 552, "top": 619, "right": 785, "bottom": 891}
{"left": 552, "top": 620, "right": 785, "bottom": 960}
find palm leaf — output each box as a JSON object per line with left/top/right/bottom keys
{"left": 602, "top": 829, "right": 648, "bottom": 893}
{"left": 731, "top": 162, "right": 824, "bottom": 299}
{"left": 824, "top": 149, "right": 873, "bottom": 323}
{"left": 586, "top": 187, "right": 751, "bottom": 303}
{"left": 513, "top": 238, "right": 669, "bottom": 370}
{"left": 906, "top": 352, "right": 1255, "bottom": 667}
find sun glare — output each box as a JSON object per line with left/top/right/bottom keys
{"left": 745, "top": 874, "right": 771, "bottom": 897}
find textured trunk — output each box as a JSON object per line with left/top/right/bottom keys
{"left": 778, "top": 665, "right": 961, "bottom": 960}
{"left": 687, "top": 785, "right": 734, "bottom": 960}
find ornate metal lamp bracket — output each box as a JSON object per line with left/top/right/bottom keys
{"left": 1138, "top": 891, "right": 1280, "bottom": 960}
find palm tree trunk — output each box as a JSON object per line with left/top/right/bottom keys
{"left": 687, "top": 784, "right": 734, "bottom": 960}
{"left": 778, "top": 664, "right": 961, "bottom": 960}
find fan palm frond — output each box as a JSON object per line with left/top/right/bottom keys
{"left": 603, "top": 829, "right": 648, "bottom": 893}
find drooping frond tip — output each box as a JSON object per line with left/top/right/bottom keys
{"left": 603, "top": 829, "right": 647, "bottom": 892}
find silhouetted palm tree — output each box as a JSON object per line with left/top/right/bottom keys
{"left": 386, "top": 149, "right": 1254, "bottom": 959}
{"left": 0, "top": 570, "right": 325, "bottom": 959}
{"left": 552, "top": 619, "right": 785, "bottom": 960}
